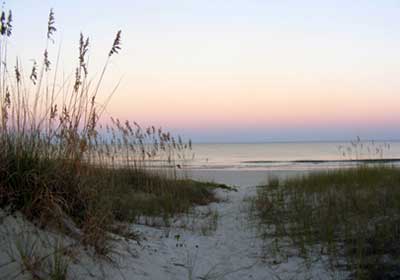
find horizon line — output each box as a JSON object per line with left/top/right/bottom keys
{"left": 192, "top": 139, "right": 400, "bottom": 144}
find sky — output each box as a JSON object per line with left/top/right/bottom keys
{"left": 6, "top": 1, "right": 400, "bottom": 142}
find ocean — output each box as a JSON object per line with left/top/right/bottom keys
{"left": 187, "top": 141, "right": 400, "bottom": 171}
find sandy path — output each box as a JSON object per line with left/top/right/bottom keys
{"left": 103, "top": 171, "right": 335, "bottom": 280}
{"left": 123, "top": 185, "right": 270, "bottom": 280}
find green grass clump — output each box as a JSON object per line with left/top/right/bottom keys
{"left": 108, "top": 169, "right": 219, "bottom": 222}
{"left": 253, "top": 165, "right": 400, "bottom": 279}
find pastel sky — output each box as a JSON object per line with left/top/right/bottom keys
{"left": 8, "top": 1, "right": 400, "bottom": 142}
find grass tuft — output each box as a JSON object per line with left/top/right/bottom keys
{"left": 253, "top": 165, "right": 400, "bottom": 279}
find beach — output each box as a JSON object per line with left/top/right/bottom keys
{"left": 0, "top": 167, "right": 334, "bottom": 280}
{"left": 2, "top": 141, "right": 399, "bottom": 279}
{"left": 2, "top": 2, "right": 400, "bottom": 278}
{"left": 73, "top": 168, "right": 340, "bottom": 279}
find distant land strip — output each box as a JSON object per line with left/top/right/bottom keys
{"left": 242, "top": 158, "right": 400, "bottom": 164}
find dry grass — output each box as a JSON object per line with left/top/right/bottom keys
{"left": 0, "top": 6, "right": 222, "bottom": 263}
{"left": 252, "top": 165, "right": 400, "bottom": 279}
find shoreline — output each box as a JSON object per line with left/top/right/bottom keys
{"left": 182, "top": 169, "right": 309, "bottom": 187}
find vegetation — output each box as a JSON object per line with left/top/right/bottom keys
{"left": 0, "top": 6, "right": 221, "bottom": 269}
{"left": 253, "top": 165, "right": 400, "bottom": 279}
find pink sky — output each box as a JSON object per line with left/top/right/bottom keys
{"left": 9, "top": 1, "right": 400, "bottom": 142}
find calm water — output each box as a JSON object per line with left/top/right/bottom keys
{"left": 187, "top": 141, "right": 400, "bottom": 171}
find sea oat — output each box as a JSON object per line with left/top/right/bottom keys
{"left": 47, "top": 9, "right": 56, "bottom": 42}
{"left": 108, "top": 30, "right": 122, "bottom": 57}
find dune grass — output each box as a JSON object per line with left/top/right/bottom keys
{"left": 253, "top": 165, "right": 400, "bottom": 279}
{"left": 0, "top": 6, "right": 222, "bottom": 264}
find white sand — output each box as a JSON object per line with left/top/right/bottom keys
{"left": 0, "top": 170, "right": 347, "bottom": 279}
